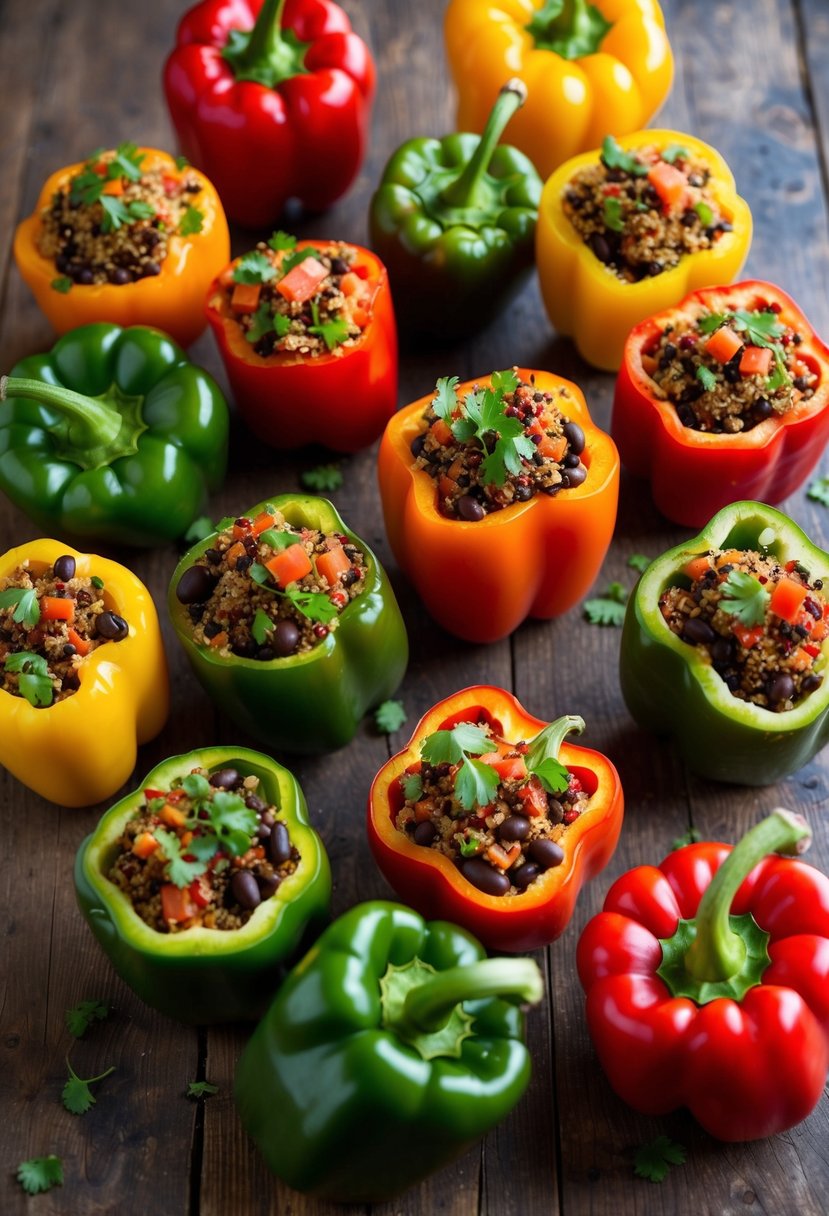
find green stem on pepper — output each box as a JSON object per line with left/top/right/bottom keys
{"left": 525, "top": 0, "right": 612, "bottom": 59}
{"left": 1, "top": 374, "right": 122, "bottom": 449}
{"left": 222, "top": 0, "right": 309, "bottom": 88}
{"left": 440, "top": 79, "right": 527, "bottom": 211}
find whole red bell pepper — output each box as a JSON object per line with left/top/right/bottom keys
{"left": 612, "top": 281, "right": 829, "bottom": 527}
{"left": 368, "top": 686, "right": 623, "bottom": 953}
{"left": 163, "top": 0, "right": 375, "bottom": 229}
{"left": 577, "top": 809, "right": 829, "bottom": 1141}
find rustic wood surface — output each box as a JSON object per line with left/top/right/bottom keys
{"left": 1, "top": 0, "right": 828, "bottom": 1212}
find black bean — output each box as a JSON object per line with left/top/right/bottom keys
{"left": 142, "top": 229, "right": 161, "bottom": 248}
{"left": 141, "top": 261, "right": 161, "bottom": 278}
{"left": 176, "top": 564, "right": 215, "bottom": 604}
{"left": 460, "top": 857, "right": 511, "bottom": 896}
{"left": 647, "top": 261, "right": 663, "bottom": 278}
{"left": 257, "top": 646, "right": 275, "bottom": 661}
{"left": 109, "top": 267, "right": 131, "bottom": 285}
{"left": 682, "top": 617, "right": 716, "bottom": 645}
{"left": 274, "top": 619, "right": 300, "bottom": 656}
{"left": 513, "top": 863, "right": 540, "bottom": 891}
{"left": 793, "top": 376, "right": 809, "bottom": 392}
{"left": 723, "top": 362, "right": 741, "bottom": 384}
{"left": 62, "top": 643, "right": 76, "bottom": 657}
{"left": 766, "top": 672, "right": 795, "bottom": 705}
{"left": 710, "top": 637, "right": 733, "bottom": 667}
{"left": 725, "top": 673, "right": 741, "bottom": 691}
{"left": 268, "top": 821, "right": 292, "bottom": 865}
{"left": 802, "top": 673, "right": 823, "bottom": 693}
{"left": 209, "top": 768, "right": 239, "bottom": 789}
{"left": 753, "top": 398, "right": 773, "bottom": 420}
{"left": 664, "top": 343, "right": 677, "bottom": 361}
{"left": 563, "top": 452, "right": 581, "bottom": 469}
{"left": 232, "top": 636, "right": 256, "bottom": 658}
{"left": 53, "top": 555, "right": 76, "bottom": 581}
{"left": 498, "top": 814, "right": 530, "bottom": 843}
{"left": 561, "top": 464, "right": 587, "bottom": 488}
{"left": 330, "top": 257, "right": 348, "bottom": 275}
{"left": 589, "top": 233, "right": 612, "bottom": 263}
{"left": 413, "top": 821, "right": 436, "bottom": 846}
{"left": 95, "top": 611, "right": 129, "bottom": 641}
{"left": 77, "top": 268, "right": 94, "bottom": 285}
{"left": 514, "top": 484, "right": 533, "bottom": 502}
{"left": 457, "top": 494, "right": 485, "bottom": 522}
{"left": 231, "top": 870, "right": 261, "bottom": 911}
{"left": 247, "top": 794, "right": 267, "bottom": 814}
{"left": 257, "top": 822, "right": 272, "bottom": 840}
{"left": 256, "top": 874, "right": 280, "bottom": 900}
{"left": 410, "top": 433, "right": 426, "bottom": 458}
{"left": 528, "top": 837, "right": 565, "bottom": 869}
{"left": 561, "top": 420, "right": 585, "bottom": 454}
{"left": 204, "top": 548, "right": 222, "bottom": 565}
{"left": 188, "top": 604, "right": 204, "bottom": 622}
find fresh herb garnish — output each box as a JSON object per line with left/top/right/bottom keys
{"left": 421, "top": 722, "right": 499, "bottom": 811}
{"left": 109, "top": 142, "right": 145, "bottom": 181}
{"left": 431, "top": 375, "right": 461, "bottom": 422}
{"left": 459, "top": 835, "right": 483, "bottom": 857}
{"left": 375, "top": 699, "right": 407, "bottom": 733}
{"left": 660, "top": 144, "right": 689, "bottom": 164}
{"left": 62, "top": 1056, "right": 116, "bottom": 1115}
{"left": 17, "top": 1156, "right": 63, "bottom": 1195}
{"left": 51, "top": 275, "right": 73, "bottom": 293}
{"left": 65, "top": 1000, "right": 109, "bottom": 1039}
{"left": 697, "top": 311, "right": 727, "bottom": 335}
{"left": 301, "top": 464, "right": 343, "bottom": 492}
{"left": 308, "top": 301, "right": 350, "bottom": 351}
{"left": 602, "top": 196, "right": 624, "bottom": 232}
{"left": 91, "top": 575, "right": 105, "bottom": 589}
{"left": 250, "top": 562, "right": 338, "bottom": 624}
{"left": 524, "top": 716, "right": 584, "bottom": 795}
{"left": 187, "top": 1080, "right": 219, "bottom": 1099}
{"left": 155, "top": 828, "right": 206, "bottom": 888}
{"left": 258, "top": 529, "right": 295, "bottom": 551}
{"left": 807, "top": 476, "right": 829, "bottom": 507}
{"left": 4, "top": 651, "right": 53, "bottom": 707}
{"left": 600, "top": 135, "right": 648, "bottom": 177}
{"left": 174, "top": 155, "right": 190, "bottom": 171}
{"left": 693, "top": 200, "right": 714, "bottom": 227}
{"left": 280, "top": 246, "right": 318, "bottom": 276}
{"left": 583, "top": 582, "right": 628, "bottom": 626}
{"left": 696, "top": 364, "right": 717, "bottom": 392}
{"left": 251, "top": 608, "right": 273, "bottom": 646}
{"left": 245, "top": 301, "right": 290, "bottom": 345}
{"left": 633, "top": 1135, "right": 686, "bottom": 1183}
{"left": 233, "top": 251, "right": 276, "bottom": 285}
{"left": 720, "top": 569, "right": 770, "bottom": 625}
{"left": 442, "top": 369, "right": 535, "bottom": 487}
{"left": 99, "top": 196, "right": 155, "bottom": 233}
{"left": 268, "top": 230, "right": 296, "bottom": 252}
{"left": 179, "top": 205, "right": 204, "bottom": 236}
{"left": 672, "top": 826, "right": 702, "bottom": 850}
{"left": 628, "top": 554, "right": 651, "bottom": 573}
{"left": 731, "top": 309, "right": 785, "bottom": 347}
{"left": 183, "top": 515, "right": 215, "bottom": 544}
{"left": 401, "top": 772, "right": 423, "bottom": 801}
{"left": 0, "top": 586, "right": 41, "bottom": 629}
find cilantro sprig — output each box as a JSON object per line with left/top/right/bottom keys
{"left": 633, "top": 1135, "right": 686, "bottom": 1183}
{"left": 301, "top": 464, "right": 343, "bottom": 492}
{"left": 696, "top": 364, "right": 717, "bottom": 392}
{"left": 17, "top": 1156, "right": 63, "bottom": 1195}
{"left": 187, "top": 1080, "right": 219, "bottom": 1099}
{"left": 249, "top": 561, "right": 338, "bottom": 624}
{"left": 4, "top": 651, "right": 53, "bottom": 707}
{"left": 233, "top": 251, "right": 276, "bottom": 285}
{"left": 719, "top": 569, "right": 770, "bottom": 626}
{"left": 434, "top": 369, "right": 536, "bottom": 487}
{"left": 602, "top": 196, "right": 624, "bottom": 232}
{"left": 583, "top": 582, "right": 628, "bottom": 626}
{"left": 153, "top": 776, "right": 259, "bottom": 888}
{"left": 65, "top": 1000, "right": 109, "bottom": 1039}
{"left": 309, "top": 300, "right": 350, "bottom": 351}
{"left": 421, "top": 722, "right": 499, "bottom": 811}
{"left": 524, "top": 715, "right": 584, "bottom": 795}
{"left": 0, "top": 586, "right": 40, "bottom": 629}
{"left": 179, "top": 205, "right": 204, "bottom": 236}
{"left": 245, "top": 302, "right": 291, "bottom": 346}
{"left": 62, "top": 1056, "right": 115, "bottom": 1115}
{"left": 600, "top": 134, "right": 648, "bottom": 177}
{"left": 698, "top": 308, "right": 791, "bottom": 390}
{"left": 807, "top": 476, "right": 829, "bottom": 507}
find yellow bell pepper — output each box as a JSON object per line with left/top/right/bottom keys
{"left": 444, "top": 0, "right": 673, "bottom": 180}
{"left": 536, "top": 130, "right": 752, "bottom": 371}
{"left": 0, "top": 539, "right": 169, "bottom": 806}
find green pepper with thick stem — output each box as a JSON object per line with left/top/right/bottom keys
{"left": 74, "top": 746, "right": 331, "bottom": 1024}
{"left": 620, "top": 500, "right": 829, "bottom": 785}
{"left": 236, "top": 900, "right": 543, "bottom": 1202}
{"left": 369, "top": 79, "right": 541, "bottom": 341}
{"left": 168, "top": 495, "right": 408, "bottom": 754}
{"left": 0, "top": 322, "right": 228, "bottom": 546}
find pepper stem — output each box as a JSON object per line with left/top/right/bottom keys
{"left": 684, "top": 809, "right": 811, "bottom": 983}
{"left": 1, "top": 374, "right": 122, "bottom": 448}
{"left": 240, "top": 0, "right": 287, "bottom": 67}
{"left": 403, "top": 958, "right": 543, "bottom": 1032}
{"left": 440, "top": 80, "right": 527, "bottom": 210}
{"left": 525, "top": 0, "right": 612, "bottom": 58}
{"left": 222, "top": 0, "right": 308, "bottom": 87}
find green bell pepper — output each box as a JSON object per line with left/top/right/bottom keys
{"left": 369, "top": 80, "right": 541, "bottom": 341}
{"left": 74, "top": 746, "right": 331, "bottom": 1024}
{"left": 0, "top": 322, "right": 228, "bottom": 546}
{"left": 168, "top": 495, "right": 408, "bottom": 754}
{"left": 620, "top": 501, "right": 829, "bottom": 785}
{"left": 236, "top": 900, "right": 543, "bottom": 1202}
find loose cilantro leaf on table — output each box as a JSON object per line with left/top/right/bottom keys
{"left": 187, "top": 1081, "right": 219, "bottom": 1099}
{"left": 583, "top": 582, "right": 628, "bottom": 627}
{"left": 719, "top": 569, "right": 769, "bottom": 625}
{"left": 17, "top": 1156, "right": 63, "bottom": 1195}
{"left": 65, "top": 1000, "right": 109, "bottom": 1039}
{"left": 628, "top": 554, "right": 651, "bottom": 574}
{"left": 633, "top": 1135, "right": 686, "bottom": 1183}
{"left": 301, "top": 464, "right": 343, "bottom": 492}
{"left": 62, "top": 1057, "right": 115, "bottom": 1115}
{"left": 375, "top": 699, "right": 407, "bottom": 733}
{"left": 807, "top": 476, "right": 829, "bottom": 507}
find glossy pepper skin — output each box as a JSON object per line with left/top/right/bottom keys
{"left": 445, "top": 0, "right": 673, "bottom": 180}
{"left": 0, "top": 324, "right": 228, "bottom": 547}
{"left": 0, "top": 539, "right": 168, "bottom": 807}
{"left": 378, "top": 370, "right": 619, "bottom": 643}
{"left": 75, "top": 746, "right": 331, "bottom": 1023}
{"left": 537, "top": 131, "right": 752, "bottom": 371}
{"left": 367, "top": 687, "right": 623, "bottom": 953}
{"left": 163, "top": 0, "right": 375, "bottom": 229}
{"left": 612, "top": 281, "right": 829, "bottom": 527}
{"left": 14, "top": 149, "right": 229, "bottom": 348}
{"left": 620, "top": 501, "right": 829, "bottom": 785}
{"left": 236, "top": 900, "right": 543, "bottom": 1201}
{"left": 205, "top": 242, "right": 397, "bottom": 452}
{"left": 369, "top": 81, "right": 541, "bottom": 341}
{"left": 577, "top": 810, "right": 829, "bottom": 1140}
{"left": 169, "top": 495, "right": 408, "bottom": 754}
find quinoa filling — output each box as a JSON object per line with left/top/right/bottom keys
{"left": 643, "top": 301, "right": 818, "bottom": 432}
{"left": 222, "top": 233, "right": 373, "bottom": 359}
{"left": 395, "top": 718, "right": 589, "bottom": 897}
{"left": 39, "top": 143, "right": 205, "bottom": 288}
{"left": 412, "top": 368, "right": 587, "bottom": 520}
{"left": 0, "top": 554, "right": 129, "bottom": 707}
{"left": 563, "top": 135, "right": 732, "bottom": 282}
{"left": 107, "top": 766, "right": 299, "bottom": 933}
{"left": 176, "top": 506, "right": 368, "bottom": 660}
{"left": 660, "top": 548, "right": 828, "bottom": 710}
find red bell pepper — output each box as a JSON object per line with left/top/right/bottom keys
{"left": 612, "top": 281, "right": 829, "bottom": 527}
{"left": 577, "top": 809, "right": 829, "bottom": 1141}
{"left": 163, "top": 0, "right": 375, "bottom": 228}
{"left": 206, "top": 239, "right": 397, "bottom": 452}
{"left": 367, "top": 686, "right": 623, "bottom": 953}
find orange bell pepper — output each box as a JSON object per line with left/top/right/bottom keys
{"left": 13, "top": 148, "right": 230, "bottom": 348}
{"left": 378, "top": 369, "right": 619, "bottom": 643}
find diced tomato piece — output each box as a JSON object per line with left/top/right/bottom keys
{"left": 276, "top": 256, "right": 328, "bottom": 303}
{"left": 480, "top": 753, "right": 528, "bottom": 783}
{"left": 160, "top": 803, "right": 187, "bottom": 828}
{"left": 715, "top": 549, "right": 745, "bottom": 569}
{"left": 684, "top": 556, "right": 713, "bottom": 582}
{"left": 705, "top": 326, "right": 744, "bottom": 364}
{"left": 165, "top": 789, "right": 187, "bottom": 804}
{"left": 208, "top": 631, "right": 228, "bottom": 648}
{"left": 225, "top": 541, "right": 246, "bottom": 565}
{"left": 430, "top": 418, "right": 453, "bottom": 446}
{"left": 231, "top": 282, "right": 261, "bottom": 314}
{"left": 537, "top": 434, "right": 567, "bottom": 461}
{"left": 162, "top": 173, "right": 180, "bottom": 196}
{"left": 266, "top": 543, "right": 312, "bottom": 588}
{"left": 144, "top": 788, "right": 166, "bottom": 801}
{"left": 188, "top": 876, "right": 213, "bottom": 909}
{"left": 804, "top": 643, "right": 821, "bottom": 659}
{"left": 66, "top": 627, "right": 90, "bottom": 656}
{"left": 315, "top": 545, "right": 352, "bottom": 588}
{"left": 438, "top": 475, "right": 457, "bottom": 501}
{"left": 133, "top": 832, "right": 159, "bottom": 859}
{"left": 413, "top": 799, "right": 436, "bottom": 822}
{"left": 486, "top": 842, "right": 521, "bottom": 870}
{"left": 732, "top": 623, "right": 764, "bottom": 649}
{"left": 647, "top": 160, "right": 689, "bottom": 212}
{"left": 769, "top": 577, "right": 807, "bottom": 623}
{"left": 739, "top": 345, "right": 773, "bottom": 377}
{"left": 516, "top": 777, "right": 549, "bottom": 817}
{"left": 160, "top": 883, "right": 197, "bottom": 923}
{"left": 40, "top": 596, "right": 75, "bottom": 623}
{"left": 339, "top": 272, "right": 363, "bottom": 296}
{"left": 251, "top": 510, "right": 277, "bottom": 536}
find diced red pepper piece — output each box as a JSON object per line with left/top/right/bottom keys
{"left": 188, "top": 875, "right": 213, "bottom": 909}
{"left": 133, "top": 832, "right": 159, "bottom": 859}
{"left": 739, "top": 345, "right": 773, "bottom": 377}
{"left": 769, "top": 577, "right": 807, "bottom": 624}
{"left": 160, "top": 883, "right": 197, "bottom": 923}
{"left": 276, "top": 257, "right": 328, "bottom": 303}
{"left": 40, "top": 596, "right": 75, "bottom": 623}
{"left": 315, "top": 545, "right": 352, "bottom": 588}
{"left": 732, "top": 623, "right": 764, "bottom": 649}
{"left": 684, "top": 556, "right": 713, "bottom": 582}
{"left": 537, "top": 434, "right": 567, "bottom": 461}
{"left": 231, "top": 282, "right": 261, "bottom": 314}
{"left": 480, "top": 753, "right": 528, "bottom": 783}
{"left": 516, "top": 777, "right": 549, "bottom": 818}
{"left": 266, "top": 543, "right": 312, "bottom": 588}
{"left": 705, "top": 326, "right": 743, "bottom": 364}
{"left": 251, "top": 510, "right": 277, "bottom": 536}
{"left": 66, "top": 627, "right": 90, "bottom": 656}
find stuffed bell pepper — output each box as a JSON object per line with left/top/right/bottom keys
{"left": 164, "top": 0, "right": 375, "bottom": 228}
{"left": 0, "top": 539, "right": 168, "bottom": 806}
{"left": 0, "top": 323, "right": 228, "bottom": 546}
{"left": 236, "top": 900, "right": 543, "bottom": 1201}
{"left": 378, "top": 368, "right": 619, "bottom": 642}
{"left": 369, "top": 80, "right": 541, "bottom": 341}
{"left": 368, "top": 687, "right": 623, "bottom": 952}
{"left": 621, "top": 501, "right": 829, "bottom": 784}
{"left": 206, "top": 233, "right": 397, "bottom": 452}
{"left": 612, "top": 280, "right": 829, "bottom": 526}
{"left": 445, "top": 0, "right": 673, "bottom": 179}
{"left": 537, "top": 132, "right": 752, "bottom": 370}
{"left": 75, "top": 746, "right": 330, "bottom": 1022}
{"left": 169, "top": 495, "right": 408, "bottom": 753}
{"left": 14, "top": 144, "right": 229, "bottom": 347}
{"left": 578, "top": 809, "right": 829, "bottom": 1140}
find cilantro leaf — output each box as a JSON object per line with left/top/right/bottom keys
{"left": 259, "top": 529, "right": 295, "bottom": 551}
{"left": 187, "top": 1080, "right": 219, "bottom": 1099}
{"left": 807, "top": 476, "right": 829, "bottom": 507}
{"left": 459, "top": 835, "right": 483, "bottom": 857}
{"left": 0, "top": 586, "right": 41, "bottom": 629}
{"left": 251, "top": 608, "right": 273, "bottom": 646}
{"left": 603, "top": 196, "right": 624, "bottom": 232}
{"left": 731, "top": 309, "right": 785, "bottom": 347}
{"left": 375, "top": 699, "right": 407, "bottom": 733}
{"left": 697, "top": 311, "right": 728, "bottom": 334}
{"left": 600, "top": 135, "right": 648, "bottom": 177}
{"left": 70, "top": 168, "right": 107, "bottom": 206}
{"left": 628, "top": 554, "right": 651, "bottom": 573}
{"left": 17, "top": 1156, "right": 63, "bottom": 1195}
{"left": 283, "top": 583, "right": 338, "bottom": 624}
{"left": 51, "top": 275, "right": 73, "bottom": 293}
{"left": 694, "top": 200, "right": 714, "bottom": 227}
{"left": 99, "top": 196, "right": 154, "bottom": 233}
{"left": 207, "top": 791, "right": 258, "bottom": 856}
{"left": 766, "top": 347, "right": 791, "bottom": 391}
{"left": 583, "top": 582, "right": 628, "bottom": 626}
{"left": 181, "top": 773, "right": 211, "bottom": 802}
{"left": 660, "top": 144, "right": 689, "bottom": 164}
{"left": 301, "top": 464, "right": 343, "bottom": 492}
{"left": 448, "top": 378, "right": 535, "bottom": 488}
{"left": 530, "top": 757, "right": 570, "bottom": 796}
{"left": 109, "top": 142, "right": 145, "bottom": 181}
{"left": 65, "top": 1000, "right": 109, "bottom": 1038}
{"left": 421, "top": 723, "right": 491, "bottom": 765}
{"left": 183, "top": 515, "right": 215, "bottom": 544}
{"left": 155, "top": 827, "right": 206, "bottom": 887}
{"left": 268, "top": 230, "right": 296, "bottom": 252}
{"left": 234, "top": 251, "right": 276, "bottom": 285}
{"left": 280, "top": 246, "right": 319, "bottom": 275}
{"left": 62, "top": 1057, "right": 115, "bottom": 1115}
{"left": 432, "top": 376, "right": 460, "bottom": 421}
{"left": 696, "top": 364, "right": 717, "bottom": 392}
{"left": 175, "top": 155, "right": 190, "bottom": 171}
{"left": 490, "top": 368, "right": 519, "bottom": 395}
{"left": 179, "top": 205, "right": 203, "bottom": 236}
{"left": 720, "top": 569, "right": 770, "bottom": 626}
{"left": 672, "top": 826, "right": 702, "bottom": 851}
{"left": 633, "top": 1135, "right": 686, "bottom": 1183}
{"left": 455, "top": 756, "right": 500, "bottom": 811}
{"left": 402, "top": 772, "right": 422, "bottom": 801}
{"left": 4, "top": 650, "right": 53, "bottom": 707}
{"left": 525, "top": 715, "right": 583, "bottom": 793}
{"left": 245, "top": 302, "right": 277, "bottom": 344}
{"left": 308, "top": 301, "right": 350, "bottom": 352}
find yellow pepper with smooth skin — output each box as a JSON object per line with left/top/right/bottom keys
{"left": 444, "top": 0, "right": 673, "bottom": 180}
{"left": 536, "top": 130, "right": 752, "bottom": 371}
{"left": 0, "top": 539, "right": 169, "bottom": 806}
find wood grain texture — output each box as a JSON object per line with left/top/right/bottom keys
{"left": 1, "top": 0, "right": 828, "bottom": 1214}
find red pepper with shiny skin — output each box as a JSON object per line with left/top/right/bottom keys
{"left": 577, "top": 809, "right": 829, "bottom": 1141}
{"left": 612, "top": 281, "right": 829, "bottom": 527}
{"left": 163, "top": 0, "right": 375, "bottom": 229}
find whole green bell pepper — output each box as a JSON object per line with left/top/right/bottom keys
{"left": 369, "top": 79, "right": 541, "bottom": 341}
{"left": 620, "top": 501, "right": 829, "bottom": 785}
{"left": 236, "top": 900, "right": 543, "bottom": 1202}
{"left": 0, "top": 322, "right": 228, "bottom": 546}
{"left": 168, "top": 495, "right": 408, "bottom": 754}
{"left": 74, "top": 746, "right": 331, "bottom": 1024}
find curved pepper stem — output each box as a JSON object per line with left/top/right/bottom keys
{"left": 525, "top": 0, "right": 612, "bottom": 59}
{"left": 222, "top": 0, "right": 309, "bottom": 88}
{"left": 404, "top": 958, "right": 544, "bottom": 1030}
{"left": 440, "top": 79, "right": 527, "bottom": 211}
{"left": 1, "top": 374, "right": 122, "bottom": 449}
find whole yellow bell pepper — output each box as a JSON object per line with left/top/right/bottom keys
{"left": 444, "top": 0, "right": 673, "bottom": 180}
{"left": 0, "top": 539, "right": 169, "bottom": 806}
{"left": 536, "top": 130, "right": 752, "bottom": 371}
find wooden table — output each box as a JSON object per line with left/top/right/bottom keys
{"left": 2, "top": 0, "right": 829, "bottom": 1211}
